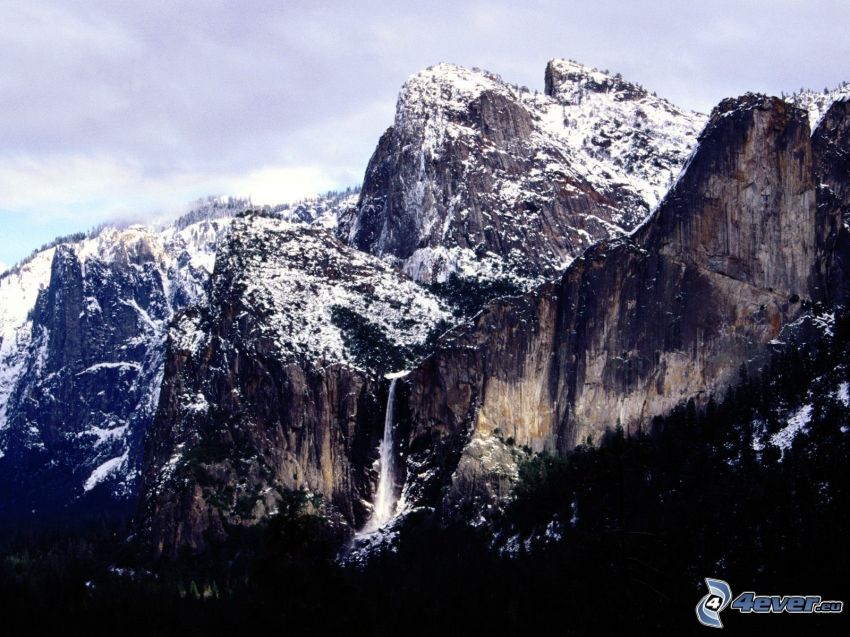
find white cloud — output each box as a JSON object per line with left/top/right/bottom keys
{"left": 228, "top": 165, "right": 337, "bottom": 206}
{"left": 0, "top": 153, "right": 345, "bottom": 225}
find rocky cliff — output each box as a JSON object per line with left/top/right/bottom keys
{"left": 0, "top": 216, "right": 230, "bottom": 518}
{"left": 137, "top": 214, "right": 452, "bottom": 557}
{"left": 812, "top": 97, "right": 850, "bottom": 300}
{"left": 0, "top": 192, "right": 362, "bottom": 520}
{"left": 395, "top": 94, "right": 849, "bottom": 515}
{"left": 344, "top": 61, "right": 703, "bottom": 284}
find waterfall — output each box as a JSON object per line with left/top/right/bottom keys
{"left": 363, "top": 377, "right": 399, "bottom": 532}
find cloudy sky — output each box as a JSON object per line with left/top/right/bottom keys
{"left": 0, "top": 0, "right": 848, "bottom": 267}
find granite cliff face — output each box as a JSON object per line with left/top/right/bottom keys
{"left": 0, "top": 217, "right": 230, "bottom": 518}
{"left": 138, "top": 215, "right": 451, "bottom": 557}
{"left": 344, "top": 61, "right": 703, "bottom": 284}
{"left": 812, "top": 98, "right": 850, "bottom": 300}
{"left": 395, "top": 95, "right": 849, "bottom": 513}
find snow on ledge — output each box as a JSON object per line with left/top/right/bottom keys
{"left": 83, "top": 452, "right": 128, "bottom": 492}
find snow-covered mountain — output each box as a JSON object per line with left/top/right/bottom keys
{"left": 0, "top": 210, "right": 232, "bottom": 517}
{"left": 3, "top": 58, "right": 849, "bottom": 545}
{"left": 140, "top": 86, "right": 850, "bottom": 557}
{"left": 0, "top": 60, "right": 714, "bottom": 520}
{"left": 0, "top": 193, "right": 357, "bottom": 518}
{"left": 344, "top": 59, "right": 705, "bottom": 284}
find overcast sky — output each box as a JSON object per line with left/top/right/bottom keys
{"left": 0, "top": 0, "right": 848, "bottom": 267}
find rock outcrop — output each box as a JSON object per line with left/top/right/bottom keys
{"left": 344, "top": 61, "right": 703, "bottom": 284}
{"left": 0, "top": 192, "right": 362, "bottom": 520}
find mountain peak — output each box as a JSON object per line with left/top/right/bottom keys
{"left": 350, "top": 59, "right": 705, "bottom": 284}
{"left": 545, "top": 58, "right": 639, "bottom": 100}
{"left": 712, "top": 92, "right": 784, "bottom": 115}
{"left": 396, "top": 63, "right": 511, "bottom": 121}
{"left": 407, "top": 62, "right": 503, "bottom": 88}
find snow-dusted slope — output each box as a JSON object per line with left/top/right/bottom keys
{"left": 541, "top": 59, "right": 704, "bottom": 209}
{"left": 0, "top": 248, "right": 56, "bottom": 454}
{"left": 209, "top": 215, "right": 452, "bottom": 368}
{"left": 347, "top": 60, "right": 705, "bottom": 284}
{"left": 273, "top": 188, "right": 360, "bottom": 231}
{"left": 789, "top": 82, "right": 850, "bottom": 130}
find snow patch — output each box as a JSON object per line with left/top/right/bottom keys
{"left": 83, "top": 452, "right": 128, "bottom": 492}
{"left": 835, "top": 382, "right": 849, "bottom": 407}
{"left": 771, "top": 404, "right": 813, "bottom": 453}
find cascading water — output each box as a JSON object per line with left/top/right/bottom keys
{"left": 363, "top": 377, "right": 400, "bottom": 532}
